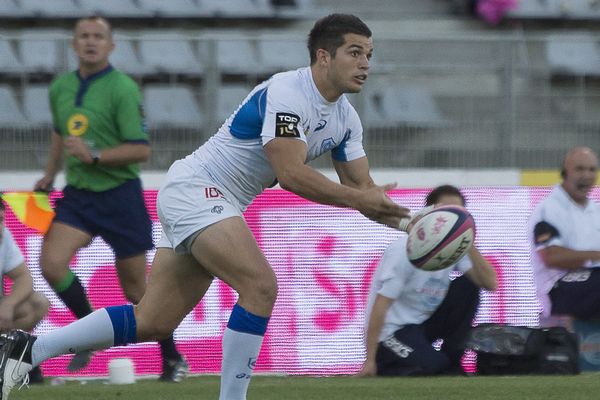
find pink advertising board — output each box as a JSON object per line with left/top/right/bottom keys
{"left": 3, "top": 186, "right": 578, "bottom": 377}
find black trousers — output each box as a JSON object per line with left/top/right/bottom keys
{"left": 376, "top": 275, "right": 479, "bottom": 376}
{"left": 550, "top": 268, "right": 600, "bottom": 319}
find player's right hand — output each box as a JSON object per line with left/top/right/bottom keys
{"left": 355, "top": 182, "right": 410, "bottom": 228}
{"left": 34, "top": 176, "right": 54, "bottom": 192}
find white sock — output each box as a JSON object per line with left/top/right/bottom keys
{"left": 219, "top": 328, "right": 264, "bottom": 400}
{"left": 32, "top": 309, "right": 114, "bottom": 367}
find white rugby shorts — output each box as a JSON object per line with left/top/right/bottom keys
{"left": 156, "top": 159, "right": 243, "bottom": 254}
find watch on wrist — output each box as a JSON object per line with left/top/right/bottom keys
{"left": 91, "top": 149, "right": 101, "bottom": 165}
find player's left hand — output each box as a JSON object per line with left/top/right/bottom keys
{"left": 64, "top": 136, "right": 94, "bottom": 164}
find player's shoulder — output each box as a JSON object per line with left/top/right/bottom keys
{"left": 49, "top": 71, "right": 76, "bottom": 91}
{"left": 108, "top": 69, "right": 140, "bottom": 91}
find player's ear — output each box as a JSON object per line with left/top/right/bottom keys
{"left": 316, "top": 48, "right": 330, "bottom": 66}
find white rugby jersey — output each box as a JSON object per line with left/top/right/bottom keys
{"left": 0, "top": 228, "right": 24, "bottom": 276}
{"left": 529, "top": 185, "right": 600, "bottom": 317}
{"left": 365, "top": 236, "right": 473, "bottom": 342}
{"left": 185, "top": 67, "right": 366, "bottom": 209}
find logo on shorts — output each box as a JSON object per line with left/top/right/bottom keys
{"left": 247, "top": 357, "right": 256, "bottom": 370}
{"left": 204, "top": 187, "right": 225, "bottom": 200}
{"left": 211, "top": 205, "right": 224, "bottom": 214}
{"left": 382, "top": 335, "right": 413, "bottom": 358}
{"left": 275, "top": 112, "right": 300, "bottom": 138}
{"left": 67, "top": 113, "right": 89, "bottom": 136}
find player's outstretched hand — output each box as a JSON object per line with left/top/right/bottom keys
{"left": 355, "top": 182, "right": 410, "bottom": 228}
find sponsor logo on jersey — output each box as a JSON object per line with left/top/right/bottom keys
{"left": 314, "top": 119, "right": 327, "bottom": 132}
{"left": 275, "top": 112, "right": 301, "bottom": 137}
{"left": 204, "top": 187, "right": 225, "bottom": 199}
{"left": 67, "top": 113, "right": 89, "bottom": 136}
{"left": 211, "top": 205, "right": 224, "bottom": 214}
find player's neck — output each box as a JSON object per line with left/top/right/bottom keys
{"left": 310, "top": 66, "right": 341, "bottom": 103}
{"left": 78, "top": 61, "right": 110, "bottom": 79}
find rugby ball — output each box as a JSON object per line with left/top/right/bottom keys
{"left": 406, "top": 205, "right": 475, "bottom": 271}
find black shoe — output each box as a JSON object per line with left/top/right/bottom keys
{"left": 159, "top": 357, "right": 188, "bottom": 383}
{"left": 0, "top": 329, "right": 36, "bottom": 399}
{"left": 28, "top": 366, "right": 43, "bottom": 385}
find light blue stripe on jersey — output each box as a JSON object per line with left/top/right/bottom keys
{"left": 230, "top": 87, "right": 268, "bottom": 139}
{"left": 331, "top": 128, "right": 353, "bottom": 161}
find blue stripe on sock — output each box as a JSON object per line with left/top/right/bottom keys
{"left": 105, "top": 305, "right": 137, "bottom": 346}
{"left": 227, "top": 304, "right": 269, "bottom": 336}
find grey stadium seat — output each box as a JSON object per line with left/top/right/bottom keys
{"left": 545, "top": 34, "right": 600, "bottom": 76}
{"left": 80, "top": 0, "right": 151, "bottom": 17}
{"left": 217, "top": 84, "right": 251, "bottom": 122}
{"left": 19, "top": 30, "right": 67, "bottom": 74}
{"left": 0, "top": 86, "right": 27, "bottom": 126}
{"left": 364, "top": 84, "right": 447, "bottom": 128}
{"left": 0, "top": 0, "right": 27, "bottom": 17}
{"left": 143, "top": 85, "right": 203, "bottom": 128}
{"left": 0, "top": 38, "right": 23, "bottom": 73}
{"left": 257, "top": 38, "right": 308, "bottom": 73}
{"left": 19, "top": 0, "right": 84, "bottom": 17}
{"left": 139, "top": 32, "right": 202, "bottom": 75}
{"left": 199, "top": 39, "right": 262, "bottom": 75}
{"left": 23, "top": 85, "right": 53, "bottom": 126}
{"left": 201, "top": 0, "right": 273, "bottom": 17}
{"left": 137, "top": 0, "right": 208, "bottom": 17}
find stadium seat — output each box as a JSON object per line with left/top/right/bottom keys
{"left": 139, "top": 32, "right": 203, "bottom": 75}
{"left": 0, "top": 0, "right": 27, "bottom": 17}
{"left": 23, "top": 85, "right": 53, "bottom": 126}
{"left": 201, "top": 0, "right": 273, "bottom": 17}
{"left": 137, "top": 0, "right": 208, "bottom": 17}
{"left": 257, "top": 38, "right": 308, "bottom": 73}
{"left": 79, "top": 0, "right": 151, "bottom": 17}
{"left": 0, "top": 86, "right": 27, "bottom": 126}
{"left": 19, "top": 30, "right": 67, "bottom": 74}
{"left": 217, "top": 84, "right": 250, "bottom": 122}
{"left": 363, "top": 84, "right": 447, "bottom": 128}
{"left": 0, "top": 38, "right": 23, "bottom": 74}
{"left": 545, "top": 34, "right": 600, "bottom": 76}
{"left": 200, "top": 39, "right": 262, "bottom": 75}
{"left": 143, "top": 84, "right": 203, "bottom": 128}
{"left": 19, "top": 0, "right": 84, "bottom": 17}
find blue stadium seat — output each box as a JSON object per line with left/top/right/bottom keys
{"left": 143, "top": 84, "right": 204, "bottom": 128}
{"left": 23, "top": 85, "right": 53, "bottom": 127}
{"left": 0, "top": 86, "right": 27, "bottom": 126}
{"left": 545, "top": 34, "right": 600, "bottom": 76}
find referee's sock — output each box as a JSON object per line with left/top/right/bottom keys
{"left": 220, "top": 304, "right": 269, "bottom": 400}
{"left": 53, "top": 270, "right": 93, "bottom": 319}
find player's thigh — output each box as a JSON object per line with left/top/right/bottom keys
{"left": 135, "top": 247, "right": 214, "bottom": 339}
{"left": 41, "top": 222, "right": 92, "bottom": 270}
{"left": 189, "top": 216, "right": 276, "bottom": 300}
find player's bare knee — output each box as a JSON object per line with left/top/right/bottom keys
{"left": 255, "top": 277, "right": 278, "bottom": 308}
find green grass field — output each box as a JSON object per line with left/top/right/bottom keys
{"left": 10, "top": 374, "right": 600, "bottom": 400}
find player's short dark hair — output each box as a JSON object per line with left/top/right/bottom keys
{"left": 307, "top": 14, "right": 372, "bottom": 65}
{"left": 425, "top": 185, "right": 466, "bottom": 206}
